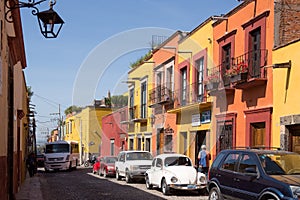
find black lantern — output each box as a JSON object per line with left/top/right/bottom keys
{"left": 37, "top": 7, "right": 64, "bottom": 38}
{"left": 5, "top": 0, "right": 64, "bottom": 39}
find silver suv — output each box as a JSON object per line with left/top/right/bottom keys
{"left": 115, "top": 151, "right": 153, "bottom": 183}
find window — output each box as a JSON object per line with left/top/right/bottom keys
{"left": 166, "top": 66, "right": 173, "bottom": 94}
{"left": 129, "top": 88, "right": 134, "bottom": 120}
{"left": 119, "top": 153, "right": 125, "bottom": 162}
{"left": 145, "top": 137, "right": 151, "bottom": 152}
{"left": 141, "top": 81, "right": 147, "bottom": 118}
{"left": 137, "top": 137, "right": 142, "bottom": 150}
{"left": 181, "top": 68, "right": 187, "bottom": 106}
{"left": 238, "top": 154, "right": 257, "bottom": 173}
{"left": 221, "top": 44, "right": 231, "bottom": 86}
{"left": 195, "top": 58, "right": 204, "bottom": 102}
{"left": 152, "top": 158, "right": 156, "bottom": 167}
{"left": 221, "top": 153, "right": 239, "bottom": 171}
{"left": 69, "top": 122, "right": 72, "bottom": 134}
{"left": 217, "top": 124, "right": 233, "bottom": 153}
{"left": 156, "top": 158, "right": 163, "bottom": 168}
{"left": 222, "top": 44, "right": 231, "bottom": 71}
{"left": 249, "top": 28, "right": 261, "bottom": 78}
{"left": 129, "top": 138, "right": 134, "bottom": 150}
{"left": 251, "top": 122, "right": 265, "bottom": 147}
{"left": 110, "top": 139, "right": 115, "bottom": 156}
{"left": 156, "top": 72, "right": 162, "bottom": 102}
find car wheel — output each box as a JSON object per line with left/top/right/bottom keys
{"left": 116, "top": 170, "right": 121, "bottom": 181}
{"left": 161, "top": 179, "right": 170, "bottom": 195}
{"left": 103, "top": 169, "right": 107, "bottom": 178}
{"left": 209, "top": 187, "right": 223, "bottom": 200}
{"left": 125, "top": 171, "right": 132, "bottom": 183}
{"left": 145, "top": 175, "right": 153, "bottom": 189}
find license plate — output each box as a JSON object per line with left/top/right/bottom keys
{"left": 187, "top": 185, "right": 196, "bottom": 189}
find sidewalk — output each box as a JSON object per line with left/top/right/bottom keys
{"left": 15, "top": 172, "right": 43, "bottom": 200}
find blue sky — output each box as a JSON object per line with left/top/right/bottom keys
{"left": 21, "top": 0, "right": 240, "bottom": 141}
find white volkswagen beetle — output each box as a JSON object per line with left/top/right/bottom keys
{"left": 145, "top": 153, "right": 207, "bottom": 195}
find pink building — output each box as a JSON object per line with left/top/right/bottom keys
{"left": 101, "top": 107, "right": 128, "bottom": 156}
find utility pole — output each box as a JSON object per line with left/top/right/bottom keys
{"left": 50, "top": 104, "right": 62, "bottom": 140}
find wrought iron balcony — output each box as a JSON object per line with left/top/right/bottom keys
{"left": 207, "top": 49, "right": 268, "bottom": 93}
{"left": 172, "top": 83, "right": 210, "bottom": 110}
{"left": 149, "top": 85, "right": 173, "bottom": 108}
{"left": 129, "top": 105, "right": 147, "bottom": 123}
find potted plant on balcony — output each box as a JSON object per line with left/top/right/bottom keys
{"left": 226, "top": 62, "right": 248, "bottom": 83}
{"left": 205, "top": 73, "right": 219, "bottom": 90}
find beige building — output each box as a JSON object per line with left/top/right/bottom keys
{"left": 0, "top": 1, "right": 30, "bottom": 199}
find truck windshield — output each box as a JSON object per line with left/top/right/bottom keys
{"left": 126, "top": 152, "right": 152, "bottom": 160}
{"left": 45, "top": 144, "right": 70, "bottom": 153}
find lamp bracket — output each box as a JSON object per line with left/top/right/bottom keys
{"left": 5, "top": 0, "right": 47, "bottom": 22}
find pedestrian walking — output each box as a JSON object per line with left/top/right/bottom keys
{"left": 26, "top": 152, "right": 36, "bottom": 177}
{"left": 198, "top": 145, "right": 211, "bottom": 174}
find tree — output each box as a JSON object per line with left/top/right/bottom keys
{"left": 64, "top": 105, "right": 82, "bottom": 115}
{"left": 111, "top": 95, "right": 128, "bottom": 108}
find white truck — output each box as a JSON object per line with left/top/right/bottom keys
{"left": 115, "top": 151, "right": 153, "bottom": 183}
{"left": 44, "top": 140, "right": 79, "bottom": 172}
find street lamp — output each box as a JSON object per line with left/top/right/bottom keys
{"left": 5, "top": 0, "right": 64, "bottom": 38}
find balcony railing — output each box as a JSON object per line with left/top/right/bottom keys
{"left": 172, "top": 82, "right": 209, "bottom": 109}
{"left": 129, "top": 105, "right": 147, "bottom": 122}
{"left": 206, "top": 49, "right": 268, "bottom": 89}
{"left": 149, "top": 85, "right": 173, "bottom": 107}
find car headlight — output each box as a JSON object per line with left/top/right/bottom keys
{"left": 199, "top": 175, "right": 206, "bottom": 183}
{"left": 66, "top": 155, "right": 70, "bottom": 161}
{"left": 290, "top": 185, "right": 300, "bottom": 198}
{"left": 171, "top": 176, "right": 178, "bottom": 183}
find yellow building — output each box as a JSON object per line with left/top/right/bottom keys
{"left": 64, "top": 100, "right": 112, "bottom": 163}
{"left": 273, "top": 40, "right": 300, "bottom": 154}
{"left": 127, "top": 57, "right": 154, "bottom": 152}
{"left": 168, "top": 18, "right": 214, "bottom": 165}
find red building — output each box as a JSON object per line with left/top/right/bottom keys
{"left": 101, "top": 107, "right": 128, "bottom": 156}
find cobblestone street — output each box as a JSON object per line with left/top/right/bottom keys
{"left": 36, "top": 167, "right": 208, "bottom": 200}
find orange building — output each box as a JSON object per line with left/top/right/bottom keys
{"left": 210, "top": 0, "right": 274, "bottom": 156}
{"left": 149, "top": 31, "right": 186, "bottom": 156}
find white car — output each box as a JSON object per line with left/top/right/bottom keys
{"left": 115, "top": 151, "right": 153, "bottom": 183}
{"left": 145, "top": 154, "right": 207, "bottom": 195}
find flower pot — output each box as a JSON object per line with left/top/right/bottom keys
{"left": 230, "top": 72, "right": 248, "bottom": 83}
{"left": 206, "top": 82, "right": 219, "bottom": 90}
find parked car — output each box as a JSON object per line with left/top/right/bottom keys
{"left": 208, "top": 148, "right": 300, "bottom": 200}
{"left": 36, "top": 153, "right": 45, "bottom": 167}
{"left": 99, "top": 156, "right": 117, "bottom": 177}
{"left": 92, "top": 157, "right": 102, "bottom": 174}
{"left": 145, "top": 153, "right": 207, "bottom": 195}
{"left": 115, "top": 151, "right": 153, "bottom": 183}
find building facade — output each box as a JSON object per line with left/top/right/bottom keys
{"left": 0, "top": 1, "right": 30, "bottom": 199}
{"left": 149, "top": 31, "right": 184, "bottom": 157}
{"left": 101, "top": 107, "right": 128, "bottom": 156}
{"left": 127, "top": 58, "right": 154, "bottom": 152}
{"left": 272, "top": 0, "right": 300, "bottom": 154}
{"left": 167, "top": 19, "right": 214, "bottom": 165}
{"left": 210, "top": 0, "right": 274, "bottom": 157}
